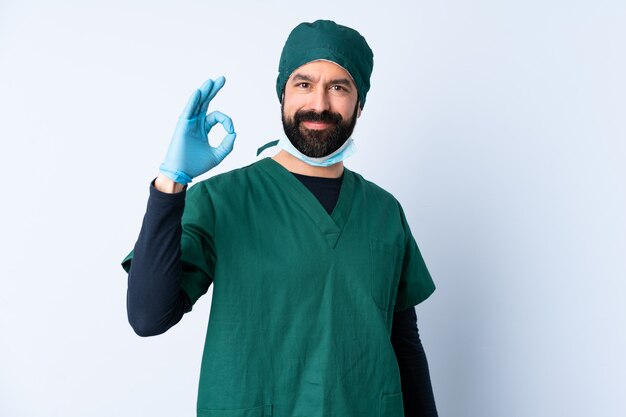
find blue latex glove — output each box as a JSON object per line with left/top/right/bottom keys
{"left": 159, "top": 76, "right": 236, "bottom": 185}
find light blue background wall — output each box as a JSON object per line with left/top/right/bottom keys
{"left": 1, "top": 1, "right": 624, "bottom": 416}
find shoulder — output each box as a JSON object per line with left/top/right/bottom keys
{"left": 348, "top": 169, "right": 412, "bottom": 245}
{"left": 348, "top": 169, "right": 401, "bottom": 208}
{"left": 184, "top": 160, "right": 269, "bottom": 211}
{"left": 191, "top": 159, "right": 266, "bottom": 192}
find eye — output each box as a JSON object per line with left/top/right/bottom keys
{"left": 330, "top": 85, "right": 345, "bottom": 91}
{"left": 296, "top": 82, "right": 310, "bottom": 89}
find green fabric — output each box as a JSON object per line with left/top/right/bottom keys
{"left": 276, "top": 20, "right": 374, "bottom": 109}
{"left": 122, "top": 158, "right": 435, "bottom": 416}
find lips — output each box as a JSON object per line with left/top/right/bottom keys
{"left": 295, "top": 109, "right": 341, "bottom": 131}
{"left": 301, "top": 120, "right": 334, "bottom": 130}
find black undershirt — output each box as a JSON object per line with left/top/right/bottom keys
{"left": 290, "top": 172, "right": 343, "bottom": 214}
{"left": 126, "top": 173, "right": 438, "bottom": 416}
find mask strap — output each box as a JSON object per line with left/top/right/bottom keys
{"left": 256, "top": 140, "right": 280, "bottom": 157}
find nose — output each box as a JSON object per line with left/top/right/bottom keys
{"left": 307, "top": 87, "right": 330, "bottom": 113}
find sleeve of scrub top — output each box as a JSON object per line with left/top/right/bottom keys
{"left": 393, "top": 203, "right": 436, "bottom": 313}
{"left": 177, "top": 181, "right": 218, "bottom": 304}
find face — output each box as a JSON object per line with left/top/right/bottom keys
{"left": 281, "top": 60, "right": 361, "bottom": 158}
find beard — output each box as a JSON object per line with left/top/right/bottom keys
{"left": 281, "top": 101, "right": 359, "bottom": 158}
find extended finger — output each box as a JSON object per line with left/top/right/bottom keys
{"left": 181, "top": 89, "right": 201, "bottom": 120}
{"left": 199, "top": 76, "right": 226, "bottom": 116}
{"left": 206, "top": 76, "right": 226, "bottom": 102}
{"left": 205, "top": 110, "right": 235, "bottom": 134}
{"left": 194, "top": 78, "right": 215, "bottom": 118}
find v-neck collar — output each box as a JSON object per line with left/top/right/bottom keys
{"left": 257, "top": 157, "right": 355, "bottom": 248}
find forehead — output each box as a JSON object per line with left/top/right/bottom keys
{"left": 287, "top": 60, "right": 355, "bottom": 84}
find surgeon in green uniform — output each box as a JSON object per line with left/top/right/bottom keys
{"left": 122, "top": 20, "right": 436, "bottom": 417}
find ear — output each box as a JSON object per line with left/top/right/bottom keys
{"left": 357, "top": 103, "right": 362, "bottom": 118}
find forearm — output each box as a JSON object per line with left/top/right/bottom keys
{"left": 127, "top": 178, "right": 191, "bottom": 336}
{"left": 154, "top": 173, "right": 186, "bottom": 194}
{"left": 391, "top": 308, "right": 438, "bottom": 417}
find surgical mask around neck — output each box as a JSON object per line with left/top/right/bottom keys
{"left": 275, "top": 136, "right": 357, "bottom": 167}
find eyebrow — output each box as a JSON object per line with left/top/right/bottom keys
{"left": 291, "top": 73, "right": 354, "bottom": 89}
{"left": 291, "top": 73, "right": 315, "bottom": 83}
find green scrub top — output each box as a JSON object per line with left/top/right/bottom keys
{"left": 122, "top": 157, "right": 435, "bottom": 417}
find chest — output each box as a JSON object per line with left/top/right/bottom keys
{"left": 210, "top": 190, "right": 405, "bottom": 313}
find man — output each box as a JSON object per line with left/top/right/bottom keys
{"left": 122, "top": 20, "right": 438, "bottom": 417}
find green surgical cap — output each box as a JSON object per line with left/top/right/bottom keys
{"left": 276, "top": 20, "right": 374, "bottom": 109}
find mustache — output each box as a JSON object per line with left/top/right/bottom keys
{"left": 294, "top": 110, "right": 342, "bottom": 125}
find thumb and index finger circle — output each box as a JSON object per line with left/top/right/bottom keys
{"left": 205, "top": 110, "right": 235, "bottom": 134}
{"left": 205, "top": 110, "right": 237, "bottom": 154}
